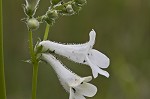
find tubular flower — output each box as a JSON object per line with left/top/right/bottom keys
{"left": 39, "top": 29, "right": 110, "bottom": 78}
{"left": 41, "top": 53, "right": 97, "bottom": 99}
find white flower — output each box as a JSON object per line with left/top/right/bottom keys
{"left": 41, "top": 53, "right": 97, "bottom": 99}
{"left": 39, "top": 29, "right": 110, "bottom": 78}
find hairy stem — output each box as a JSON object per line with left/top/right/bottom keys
{"left": 43, "top": 24, "right": 50, "bottom": 40}
{"left": 0, "top": 0, "right": 6, "bottom": 98}
{"left": 29, "top": 31, "right": 39, "bottom": 99}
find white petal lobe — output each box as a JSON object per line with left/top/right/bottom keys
{"left": 89, "top": 29, "right": 96, "bottom": 47}
{"left": 75, "top": 82, "right": 97, "bottom": 97}
{"left": 82, "top": 76, "right": 92, "bottom": 82}
{"left": 88, "top": 49, "right": 110, "bottom": 68}
{"left": 86, "top": 56, "right": 109, "bottom": 78}
{"left": 74, "top": 93, "right": 86, "bottom": 99}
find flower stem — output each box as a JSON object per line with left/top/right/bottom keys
{"left": 29, "top": 31, "right": 39, "bottom": 99}
{"left": 43, "top": 24, "right": 50, "bottom": 40}
{"left": 0, "top": 0, "right": 6, "bottom": 98}
{"left": 29, "top": 31, "right": 35, "bottom": 62}
{"left": 31, "top": 61, "right": 38, "bottom": 99}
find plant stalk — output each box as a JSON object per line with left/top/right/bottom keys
{"left": 31, "top": 61, "right": 38, "bottom": 99}
{"left": 29, "top": 31, "right": 38, "bottom": 99}
{"left": 0, "top": 0, "right": 6, "bottom": 98}
{"left": 43, "top": 24, "right": 50, "bottom": 40}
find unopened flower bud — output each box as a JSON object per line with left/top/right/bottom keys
{"left": 72, "top": 3, "right": 82, "bottom": 13}
{"left": 43, "top": 15, "right": 55, "bottom": 25}
{"left": 27, "top": 18, "right": 39, "bottom": 30}
{"left": 66, "top": 5, "right": 74, "bottom": 14}
{"left": 24, "top": 5, "right": 34, "bottom": 17}
{"left": 46, "top": 10, "right": 58, "bottom": 19}
{"left": 23, "top": 0, "right": 40, "bottom": 17}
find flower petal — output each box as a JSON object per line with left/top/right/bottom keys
{"left": 42, "top": 53, "right": 98, "bottom": 99}
{"left": 75, "top": 82, "right": 97, "bottom": 97}
{"left": 42, "top": 53, "right": 81, "bottom": 92}
{"left": 38, "top": 30, "right": 96, "bottom": 64}
{"left": 82, "top": 76, "right": 92, "bottom": 82}
{"left": 86, "top": 56, "right": 109, "bottom": 78}
{"left": 69, "top": 88, "right": 75, "bottom": 99}
{"left": 88, "top": 49, "right": 110, "bottom": 68}
{"left": 88, "top": 29, "right": 96, "bottom": 47}
{"left": 62, "top": 29, "right": 96, "bottom": 50}
{"left": 74, "top": 93, "right": 86, "bottom": 99}
{"left": 39, "top": 41, "right": 87, "bottom": 63}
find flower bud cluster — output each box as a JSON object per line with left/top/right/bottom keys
{"left": 56, "top": 0, "right": 87, "bottom": 16}
{"left": 39, "top": 0, "right": 87, "bottom": 25}
{"left": 43, "top": 10, "right": 59, "bottom": 25}
{"left": 23, "top": 0, "right": 87, "bottom": 29}
{"left": 72, "top": 0, "right": 87, "bottom": 13}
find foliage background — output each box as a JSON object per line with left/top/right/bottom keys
{"left": 3, "top": 0, "right": 150, "bottom": 99}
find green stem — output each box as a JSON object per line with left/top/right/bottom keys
{"left": 43, "top": 24, "right": 50, "bottom": 40}
{"left": 29, "top": 31, "right": 35, "bottom": 62}
{"left": 0, "top": 0, "right": 6, "bottom": 98}
{"left": 31, "top": 62, "right": 38, "bottom": 99}
{"left": 29, "top": 31, "right": 38, "bottom": 99}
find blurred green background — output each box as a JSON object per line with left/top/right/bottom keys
{"left": 2, "top": 0, "right": 150, "bottom": 99}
